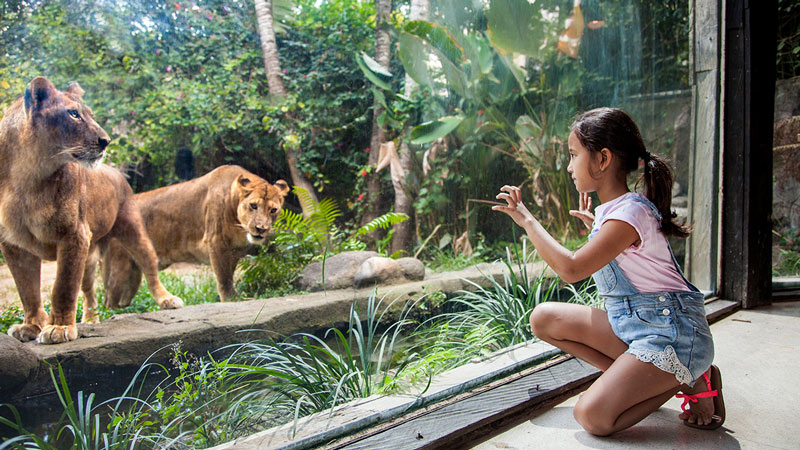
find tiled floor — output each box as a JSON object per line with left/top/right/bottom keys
{"left": 473, "top": 301, "right": 800, "bottom": 450}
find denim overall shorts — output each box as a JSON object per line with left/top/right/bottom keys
{"left": 591, "top": 196, "right": 714, "bottom": 386}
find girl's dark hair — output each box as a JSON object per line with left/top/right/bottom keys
{"left": 570, "top": 107, "right": 690, "bottom": 238}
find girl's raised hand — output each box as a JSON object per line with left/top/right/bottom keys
{"left": 492, "top": 185, "right": 534, "bottom": 228}
{"left": 569, "top": 192, "right": 594, "bottom": 229}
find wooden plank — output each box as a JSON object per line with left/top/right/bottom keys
{"left": 720, "top": 1, "right": 776, "bottom": 308}
{"left": 685, "top": 0, "right": 721, "bottom": 292}
{"left": 333, "top": 358, "right": 599, "bottom": 450}
{"left": 705, "top": 299, "right": 740, "bottom": 323}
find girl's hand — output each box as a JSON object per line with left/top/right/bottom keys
{"left": 569, "top": 192, "right": 595, "bottom": 230}
{"left": 492, "top": 185, "right": 535, "bottom": 229}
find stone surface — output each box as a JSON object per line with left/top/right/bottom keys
{"left": 353, "top": 257, "right": 406, "bottom": 289}
{"left": 296, "top": 251, "right": 378, "bottom": 292}
{"left": 0, "top": 333, "right": 41, "bottom": 398}
{"left": 396, "top": 257, "right": 425, "bottom": 281}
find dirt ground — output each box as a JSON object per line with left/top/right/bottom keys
{"left": 0, "top": 261, "right": 210, "bottom": 311}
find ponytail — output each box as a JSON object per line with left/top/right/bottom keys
{"left": 636, "top": 153, "right": 690, "bottom": 238}
{"left": 571, "top": 107, "right": 691, "bottom": 238}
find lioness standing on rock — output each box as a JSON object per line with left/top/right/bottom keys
{"left": 102, "top": 165, "right": 289, "bottom": 306}
{"left": 0, "top": 76, "right": 183, "bottom": 344}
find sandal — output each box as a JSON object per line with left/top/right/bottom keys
{"left": 675, "top": 364, "right": 725, "bottom": 430}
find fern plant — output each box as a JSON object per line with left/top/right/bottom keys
{"left": 237, "top": 187, "right": 409, "bottom": 297}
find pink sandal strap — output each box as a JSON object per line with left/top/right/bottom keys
{"left": 675, "top": 372, "right": 719, "bottom": 414}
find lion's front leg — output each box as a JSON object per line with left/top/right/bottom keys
{"left": 80, "top": 247, "right": 101, "bottom": 324}
{"left": 1, "top": 243, "right": 47, "bottom": 342}
{"left": 37, "top": 231, "right": 90, "bottom": 344}
{"left": 111, "top": 200, "right": 183, "bottom": 310}
{"left": 209, "top": 245, "right": 238, "bottom": 302}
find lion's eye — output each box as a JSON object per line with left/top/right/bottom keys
{"left": 67, "top": 109, "right": 81, "bottom": 120}
{"left": 249, "top": 203, "right": 258, "bottom": 211}
{"left": 270, "top": 207, "right": 278, "bottom": 214}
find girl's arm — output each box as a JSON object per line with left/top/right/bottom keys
{"left": 493, "top": 185, "right": 639, "bottom": 283}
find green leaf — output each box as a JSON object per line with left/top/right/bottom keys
{"left": 404, "top": 21, "right": 463, "bottom": 68}
{"left": 486, "top": 0, "right": 557, "bottom": 58}
{"left": 515, "top": 115, "right": 543, "bottom": 157}
{"left": 357, "top": 52, "right": 392, "bottom": 90}
{"left": 410, "top": 116, "right": 464, "bottom": 144}
{"left": 397, "top": 32, "right": 434, "bottom": 89}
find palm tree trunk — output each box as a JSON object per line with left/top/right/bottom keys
{"left": 390, "top": 0, "right": 429, "bottom": 255}
{"left": 253, "top": 0, "right": 318, "bottom": 215}
{"left": 363, "top": 0, "right": 392, "bottom": 236}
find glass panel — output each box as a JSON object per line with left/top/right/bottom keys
{"left": 0, "top": 0, "right": 696, "bottom": 444}
{"left": 773, "top": 0, "right": 800, "bottom": 280}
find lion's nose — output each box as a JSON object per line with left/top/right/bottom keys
{"left": 254, "top": 226, "right": 268, "bottom": 235}
{"left": 98, "top": 136, "right": 109, "bottom": 149}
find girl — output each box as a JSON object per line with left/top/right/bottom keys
{"left": 493, "top": 107, "right": 724, "bottom": 436}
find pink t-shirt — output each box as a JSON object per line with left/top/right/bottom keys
{"left": 590, "top": 192, "right": 688, "bottom": 293}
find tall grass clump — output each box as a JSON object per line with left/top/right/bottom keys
{"left": 222, "top": 290, "right": 423, "bottom": 432}
{"left": 406, "top": 241, "right": 599, "bottom": 375}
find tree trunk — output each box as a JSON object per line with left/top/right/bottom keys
{"left": 362, "top": 0, "right": 392, "bottom": 240}
{"left": 390, "top": 0, "right": 429, "bottom": 255}
{"left": 253, "top": 0, "right": 318, "bottom": 215}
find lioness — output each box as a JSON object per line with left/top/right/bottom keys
{"left": 0, "top": 77, "right": 183, "bottom": 344}
{"left": 102, "top": 165, "right": 289, "bottom": 306}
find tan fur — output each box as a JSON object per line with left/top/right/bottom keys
{"left": 102, "top": 165, "right": 289, "bottom": 306}
{"left": 0, "top": 76, "right": 183, "bottom": 344}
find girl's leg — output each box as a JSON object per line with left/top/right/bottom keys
{"left": 530, "top": 302, "right": 628, "bottom": 371}
{"left": 573, "top": 353, "right": 683, "bottom": 436}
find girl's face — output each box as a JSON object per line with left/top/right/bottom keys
{"left": 567, "top": 130, "right": 600, "bottom": 193}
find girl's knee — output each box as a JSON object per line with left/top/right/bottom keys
{"left": 573, "top": 397, "right": 614, "bottom": 436}
{"left": 529, "top": 302, "right": 561, "bottom": 338}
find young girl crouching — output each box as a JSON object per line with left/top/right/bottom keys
{"left": 493, "top": 107, "right": 724, "bottom": 436}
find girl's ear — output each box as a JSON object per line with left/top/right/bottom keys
{"left": 599, "top": 148, "right": 613, "bottom": 172}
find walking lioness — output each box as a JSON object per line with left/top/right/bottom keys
{"left": 0, "top": 76, "right": 183, "bottom": 344}
{"left": 102, "top": 165, "right": 289, "bottom": 306}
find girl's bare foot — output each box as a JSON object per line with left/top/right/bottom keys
{"left": 676, "top": 365, "right": 724, "bottom": 428}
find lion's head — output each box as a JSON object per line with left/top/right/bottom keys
{"left": 233, "top": 175, "right": 290, "bottom": 244}
{"left": 20, "top": 76, "right": 110, "bottom": 169}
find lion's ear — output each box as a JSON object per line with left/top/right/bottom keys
{"left": 236, "top": 174, "right": 253, "bottom": 190}
{"left": 66, "top": 82, "right": 85, "bottom": 99}
{"left": 274, "top": 180, "right": 290, "bottom": 196}
{"left": 24, "top": 76, "right": 56, "bottom": 116}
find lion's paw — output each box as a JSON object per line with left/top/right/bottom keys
{"left": 81, "top": 309, "right": 99, "bottom": 324}
{"left": 158, "top": 295, "right": 184, "bottom": 310}
{"left": 8, "top": 324, "right": 43, "bottom": 342}
{"left": 36, "top": 325, "right": 79, "bottom": 344}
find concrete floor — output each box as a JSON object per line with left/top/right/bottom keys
{"left": 473, "top": 301, "right": 800, "bottom": 450}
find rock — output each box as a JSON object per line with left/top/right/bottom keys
{"left": 296, "top": 251, "right": 379, "bottom": 292}
{"left": 397, "top": 257, "right": 425, "bottom": 280}
{"left": 353, "top": 256, "right": 406, "bottom": 289}
{"left": 0, "top": 334, "right": 41, "bottom": 398}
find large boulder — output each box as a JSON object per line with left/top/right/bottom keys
{"left": 397, "top": 257, "right": 425, "bottom": 281}
{"left": 0, "top": 334, "right": 41, "bottom": 398}
{"left": 354, "top": 257, "right": 406, "bottom": 289}
{"left": 354, "top": 256, "right": 427, "bottom": 288}
{"left": 296, "top": 251, "right": 379, "bottom": 292}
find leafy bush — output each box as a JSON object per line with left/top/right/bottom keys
{"left": 237, "top": 187, "right": 408, "bottom": 297}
